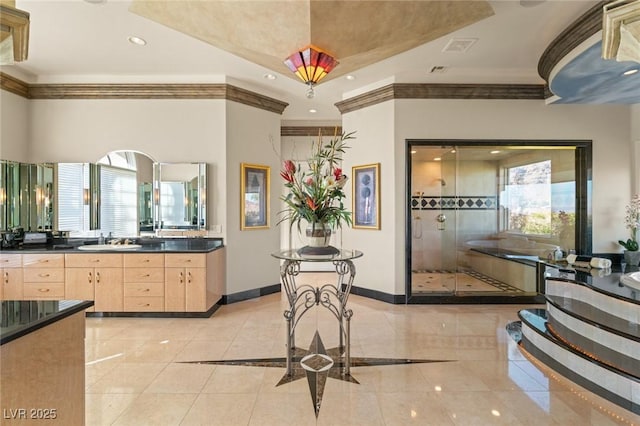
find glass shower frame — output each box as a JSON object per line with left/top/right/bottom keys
{"left": 405, "top": 139, "right": 592, "bottom": 304}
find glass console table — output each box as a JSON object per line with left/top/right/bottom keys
{"left": 271, "top": 249, "right": 363, "bottom": 376}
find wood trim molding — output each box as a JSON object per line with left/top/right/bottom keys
{"left": 537, "top": 1, "right": 606, "bottom": 84}
{"left": 281, "top": 126, "right": 343, "bottom": 137}
{"left": 335, "top": 83, "right": 545, "bottom": 114}
{"left": 0, "top": 71, "right": 29, "bottom": 98}
{"left": 0, "top": 73, "right": 288, "bottom": 114}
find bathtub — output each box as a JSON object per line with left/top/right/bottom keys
{"left": 464, "top": 237, "right": 560, "bottom": 259}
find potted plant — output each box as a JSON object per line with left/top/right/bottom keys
{"left": 618, "top": 194, "right": 640, "bottom": 266}
{"left": 278, "top": 129, "right": 356, "bottom": 254}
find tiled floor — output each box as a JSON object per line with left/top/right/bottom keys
{"left": 411, "top": 271, "right": 523, "bottom": 294}
{"left": 85, "top": 273, "right": 640, "bottom": 425}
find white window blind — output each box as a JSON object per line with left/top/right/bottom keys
{"left": 56, "top": 163, "right": 87, "bottom": 235}
{"left": 100, "top": 165, "right": 137, "bottom": 237}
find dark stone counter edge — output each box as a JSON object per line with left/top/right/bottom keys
{"left": 546, "top": 275, "right": 640, "bottom": 306}
{"left": 1, "top": 300, "right": 94, "bottom": 346}
{"left": 0, "top": 243, "right": 225, "bottom": 254}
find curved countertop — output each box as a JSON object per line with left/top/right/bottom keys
{"left": 1, "top": 300, "right": 94, "bottom": 345}
{"left": 0, "top": 237, "right": 224, "bottom": 254}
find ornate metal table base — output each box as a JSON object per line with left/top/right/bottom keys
{"left": 272, "top": 249, "right": 362, "bottom": 377}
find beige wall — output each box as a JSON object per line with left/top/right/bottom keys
{"left": 343, "top": 99, "right": 633, "bottom": 296}
{"left": 225, "top": 101, "right": 282, "bottom": 293}
{"left": 632, "top": 105, "right": 640, "bottom": 194}
{"left": 0, "top": 90, "right": 29, "bottom": 162}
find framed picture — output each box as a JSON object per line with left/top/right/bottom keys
{"left": 352, "top": 163, "right": 380, "bottom": 229}
{"left": 240, "top": 163, "right": 270, "bottom": 230}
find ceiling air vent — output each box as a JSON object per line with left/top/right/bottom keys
{"left": 442, "top": 38, "right": 478, "bottom": 53}
{"left": 430, "top": 66, "right": 448, "bottom": 74}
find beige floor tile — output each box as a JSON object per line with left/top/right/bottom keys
{"left": 181, "top": 393, "right": 257, "bottom": 425}
{"left": 173, "top": 339, "right": 232, "bottom": 362}
{"left": 249, "top": 392, "right": 318, "bottom": 426}
{"left": 85, "top": 393, "right": 138, "bottom": 426}
{"left": 111, "top": 393, "right": 196, "bottom": 426}
{"left": 201, "top": 365, "right": 266, "bottom": 393}
{"left": 121, "top": 339, "right": 188, "bottom": 363}
{"left": 377, "top": 392, "right": 456, "bottom": 425}
{"left": 436, "top": 390, "right": 525, "bottom": 425}
{"left": 144, "top": 363, "right": 214, "bottom": 394}
{"left": 316, "top": 391, "right": 385, "bottom": 425}
{"left": 87, "top": 362, "right": 167, "bottom": 394}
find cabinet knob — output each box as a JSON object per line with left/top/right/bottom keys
{"left": 39, "top": 273, "right": 50, "bottom": 278}
{"left": 96, "top": 272, "right": 101, "bottom": 283}
{"left": 91, "top": 259, "right": 100, "bottom": 263}
{"left": 143, "top": 288, "right": 150, "bottom": 292}
{"left": 187, "top": 272, "right": 192, "bottom": 283}
{"left": 88, "top": 272, "right": 93, "bottom": 283}
{"left": 179, "top": 271, "right": 184, "bottom": 283}
{"left": 4, "top": 272, "right": 8, "bottom": 284}
{"left": 38, "top": 288, "right": 50, "bottom": 293}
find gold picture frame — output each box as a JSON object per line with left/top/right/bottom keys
{"left": 240, "top": 163, "right": 270, "bottom": 230}
{"left": 352, "top": 163, "right": 380, "bottom": 229}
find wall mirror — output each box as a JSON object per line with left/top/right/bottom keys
{"left": 153, "top": 162, "right": 207, "bottom": 231}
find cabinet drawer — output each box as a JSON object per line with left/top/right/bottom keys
{"left": 23, "top": 268, "right": 65, "bottom": 283}
{"left": 124, "top": 253, "right": 164, "bottom": 268}
{"left": 124, "top": 281, "right": 164, "bottom": 297}
{"left": 124, "top": 296, "right": 164, "bottom": 312}
{"left": 0, "top": 254, "right": 21, "bottom": 268}
{"left": 124, "top": 268, "right": 164, "bottom": 283}
{"left": 165, "top": 254, "right": 206, "bottom": 268}
{"left": 23, "top": 254, "right": 64, "bottom": 268}
{"left": 66, "top": 253, "right": 123, "bottom": 268}
{"left": 23, "top": 282, "right": 65, "bottom": 298}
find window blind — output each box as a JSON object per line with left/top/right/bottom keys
{"left": 100, "top": 165, "right": 137, "bottom": 237}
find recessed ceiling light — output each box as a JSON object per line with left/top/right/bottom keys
{"left": 410, "top": 150, "right": 417, "bottom": 154}
{"left": 434, "top": 157, "right": 441, "bottom": 161}
{"left": 309, "top": 109, "right": 317, "bottom": 113}
{"left": 263, "top": 73, "right": 277, "bottom": 80}
{"left": 490, "top": 150, "right": 500, "bottom": 154}
{"left": 127, "top": 36, "right": 147, "bottom": 46}
{"left": 623, "top": 69, "right": 638, "bottom": 76}
{"left": 345, "top": 75, "right": 356, "bottom": 81}
{"left": 450, "top": 149, "right": 456, "bottom": 153}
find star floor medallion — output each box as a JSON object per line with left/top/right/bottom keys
{"left": 182, "top": 331, "right": 453, "bottom": 417}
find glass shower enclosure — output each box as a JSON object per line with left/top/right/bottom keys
{"left": 407, "top": 140, "right": 591, "bottom": 303}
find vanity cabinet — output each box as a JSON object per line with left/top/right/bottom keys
{"left": 22, "top": 254, "right": 65, "bottom": 300}
{"left": 0, "top": 254, "right": 23, "bottom": 300}
{"left": 123, "top": 254, "right": 165, "bottom": 312}
{"left": 165, "top": 253, "right": 206, "bottom": 312}
{"left": 65, "top": 253, "right": 123, "bottom": 312}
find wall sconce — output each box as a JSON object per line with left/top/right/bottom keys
{"left": 284, "top": 46, "right": 338, "bottom": 99}
{"left": 0, "top": 187, "right": 5, "bottom": 205}
{"left": 153, "top": 188, "right": 160, "bottom": 204}
{"left": 83, "top": 188, "right": 90, "bottom": 205}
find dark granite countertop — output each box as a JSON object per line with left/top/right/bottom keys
{"left": 1, "top": 300, "right": 94, "bottom": 345}
{"left": 0, "top": 237, "right": 224, "bottom": 254}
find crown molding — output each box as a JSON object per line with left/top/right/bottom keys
{"left": 281, "top": 126, "right": 343, "bottom": 137}
{"left": 0, "top": 71, "right": 29, "bottom": 97}
{"left": 537, "top": 1, "right": 607, "bottom": 84}
{"left": 335, "top": 83, "right": 545, "bottom": 114}
{"left": 0, "top": 73, "right": 288, "bottom": 114}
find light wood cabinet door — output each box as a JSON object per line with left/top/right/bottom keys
{"left": 1, "top": 268, "right": 23, "bottom": 300}
{"left": 65, "top": 267, "right": 96, "bottom": 301}
{"left": 165, "top": 267, "right": 206, "bottom": 312}
{"left": 0, "top": 253, "right": 22, "bottom": 268}
{"left": 185, "top": 268, "right": 207, "bottom": 312}
{"left": 165, "top": 267, "right": 186, "bottom": 311}
{"left": 94, "top": 268, "right": 123, "bottom": 312}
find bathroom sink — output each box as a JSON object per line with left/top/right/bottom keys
{"left": 620, "top": 271, "right": 640, "bottom": 291}
{"left": 77, "top": 244, "right": 142, "bottom": 251}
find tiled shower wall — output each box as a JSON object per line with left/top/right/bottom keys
{"left": 411, "top": 159, "right": 498, "bottom": 271}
